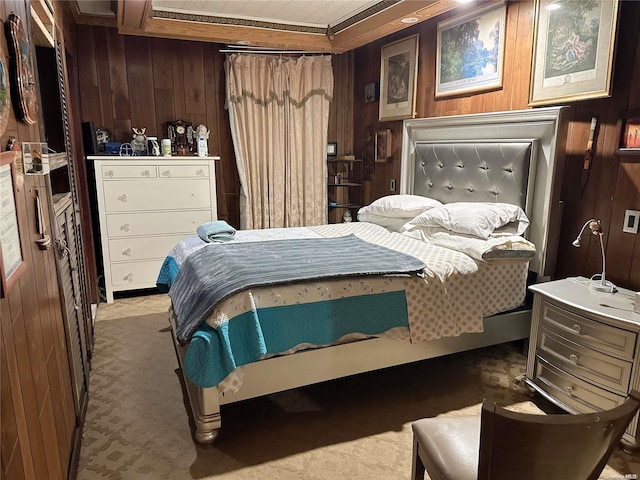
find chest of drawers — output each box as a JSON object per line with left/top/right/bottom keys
{"left": 89, "top": 156, "right": 218, "bottom": 302}
{"left": 526, "top": 277, "right": 640, "bottom": 449}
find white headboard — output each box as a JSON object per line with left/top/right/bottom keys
{"left": 401, "top": 107, "right": 569, "bottom": 278}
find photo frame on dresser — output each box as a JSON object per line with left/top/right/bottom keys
{"left": 0, "top": 151, "right": 27, "bottom": 297}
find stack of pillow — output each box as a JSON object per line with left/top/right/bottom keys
{"left": 357, "top": 195, "right": 535, "bottom": 263}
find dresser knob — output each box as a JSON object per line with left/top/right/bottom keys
{"left": 571, "top": 324, "right": 581, "bottom": 334}
{"left": 162, "top": 170, "right": 171, "bottom": 177}
{"left": 564, "top": 385, "right": 573, "bottom": 395}
{"left": 123, "top": 273, "right": 134, "bottom": 282}
{"left": 117, "top": 194, "right": 128, "bottom": 203}
{"left": 122, "top": 248, "right": 131, "bottom": 256}
{"left": 120, "top": 223, "right": 130, "bottom": 232}
{"left": 569, "top": 353, "right": 579, "bottom": 364}
{"left": 141, "top": 170, "right": 151, "bottom": 177}
{"left": 196, "top": 169, "right": 204, "bottom": 176}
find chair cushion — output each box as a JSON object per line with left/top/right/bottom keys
{"left": 412, "top": 416, "right": 480, "bottom": 480}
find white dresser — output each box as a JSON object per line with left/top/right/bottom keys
{"left": 526, "top": 277, "right": 640, "bottom": 449}
{"left": 89, "top": 156, "right": 218, "bottom": 302}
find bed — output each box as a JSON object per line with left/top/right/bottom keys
{"left": 162, "top": 106, "right": 569, "bottom": 443}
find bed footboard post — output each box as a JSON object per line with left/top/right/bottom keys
{"left": 169, "top": 312, "right": 222, "bottom": 443}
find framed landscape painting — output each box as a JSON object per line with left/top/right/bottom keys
{"left": 529, "top": 0, "right": 619, "bottom": 106}
{"left": 379, "top": 34, "right": 419, "bottom": 121}
{"left": 435, "top": 2, "right": 506, "bottom": 98}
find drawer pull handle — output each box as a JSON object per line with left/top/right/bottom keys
{"left": 162, "top": 170, "right": 171, "bottom": 177}
{"left": 564, "top": 385, "right": 573, "bottom": 395}
{"left": 104, "top": 170, "right": 114, "bottom": 178}
{"left": 122, "top": 248, "right": 131, "bottom": 256}
{"left": 571, "top": 324, "right": 581, "bottom": 334}
{"left": 123, "top": 273, "right": 134, "bottom": 282}
{"left": 120, "top": 223, "right": 130, "bottom": 232}
{"left": 141, "top": 170, "right": 151, "bottom": 177}
{"left": 196, "top": 169, "right": 204, "bottom": 176}
{"left": 569, "top": 353, "right": 579, "bottom": 364}
{"left": 117, "top": 194, "right": 128, "bottom": 203}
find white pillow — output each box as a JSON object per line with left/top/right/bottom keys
{"left": 357, "top": 212, "right": 410, "bottom": 232}
{"left": 357, "top": 194, "right": 442, "bottom": 218}
{"left": 404, "top": 202, "right": 529, "bottom": 239}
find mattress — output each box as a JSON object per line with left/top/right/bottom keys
{"left": 163, "top": 222, "right": 529, "bottom": 391}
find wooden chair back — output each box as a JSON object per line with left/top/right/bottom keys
{"left": 478, "top": 390, "right": 640, "bottom": 480}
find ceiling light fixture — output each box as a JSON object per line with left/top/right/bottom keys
{"left": 236, "top": 40, "right": 251, "bottom": 45}
{"left": 401, "top": 17, "right": 419, "bottom": 24}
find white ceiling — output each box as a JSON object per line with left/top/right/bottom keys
{"left": 151, "top": 0, "right": 383, "bottom": 29}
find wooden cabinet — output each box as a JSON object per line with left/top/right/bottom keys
{"left": 89, "top": 156, "right": 218, "bottom": 302}
{"left": 327, "top": 157, "right": 362, "bottom": 223}
{"left": 526, "top": 277, "right": 640, "bottom": 448}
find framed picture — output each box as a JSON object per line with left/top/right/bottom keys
{"left": 615, "top": 112, "right": 640, "bottom": 154}
{"left": 435, "top": 2, "right": 506, "bottom": 98}
{"left": 529, "top": 0, "right": 620, "bottom": 106}
{"left": 327, "top": 142, "right": 337, "bottom": 157}
{"left": 0, "top": 151, "right": 27, "bottom": 297}
{"left": 4, "top": 13, "right": 38, "bottom": 124}
{"left": 364, "top": 82, "right": 379, "bottom": 103}
{"left": 375, "top": 129, "right": 392, "bottom": 162}
{"left": 379, "top": 34, "right": 419, "bottom": 121}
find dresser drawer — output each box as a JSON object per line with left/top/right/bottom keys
{"left": 533, "top": 358, "right": 624, "bottom": 413}
{"left": 102, "top": 179, "right": 213, "bottom": 212}
{"left": 110, "top": 260, "right": 161, "bottom": 287}
{"left": 108, "top": 235, "right": 190, "bottom": 262}
{"left": 537, "top": 327, "right": 632, "bottom": 395}
{"left": 540, "top": 301, "right": 636, "bottom": 360}
{"left": 158, "top": 164, "right": 210, "bottom": 178}
{"left": 105, "top": 210, "right": 212, "bottom": 238}
{"left": 101, "top": 164, "right": 157, "bottom": 179}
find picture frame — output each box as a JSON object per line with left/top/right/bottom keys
{"left": 364, "top": 82, "right": 379, "bottom": 103}
{"left": 375, "top": 129, "right": 392, "bottom": 162}
{"left": 327, "top": 142, "right": 337, "bottom": 157}
{"left": 435, "top": 2, "right": 506, "bottom": 98}
{"left": 4, "top": 13, "right": 38, "bottom": 124}
{"left": 615, "top": 111, "right": 640, "bottom": 155}
{"left": 379, "top": 34, "right": 419, "bottom": 121}
{"left": 529, "top": 0, "right": 620, "bottom": 106}
{"left": 0, "top": 150, "right": 27, "bottom": 297}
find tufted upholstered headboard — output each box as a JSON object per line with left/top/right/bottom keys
{"left": 400, "top": 107, "right": 569, "bottom": 279}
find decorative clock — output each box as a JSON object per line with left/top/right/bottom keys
{"left": 167, "top": 120, "right": 194, "bottom": 156}
{"left": 4, "top": 14, "right": 38, "bottom": 124}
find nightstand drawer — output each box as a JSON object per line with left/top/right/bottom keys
{"left": 537, "top": 327, "right": 632, "bottom": 395}
{"left": 533, "top": 358, "right": 624, "bottom": 413}
{"left": 540, "top": 300, "right": 636, "bottom": 360}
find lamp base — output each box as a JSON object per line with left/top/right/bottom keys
{"left": 589, "top": 274, "right": 616, "bottom": 293}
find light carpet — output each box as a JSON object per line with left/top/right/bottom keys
{"left": 77, "top": 294, "right": 640, "bottom": 479}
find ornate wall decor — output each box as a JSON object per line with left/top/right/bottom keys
{"left": 5, "top": 13, "right": 38, "bottom": 124}
{"left": 0, "top": 50, "right": 10, "bottom": 136}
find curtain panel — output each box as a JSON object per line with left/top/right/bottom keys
{"left": 226, "top": 54, "right": 333, "bottom": 229}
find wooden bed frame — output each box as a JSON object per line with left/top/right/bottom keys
{"left": 170, "top": 106, "right": 569, "bottom": 443}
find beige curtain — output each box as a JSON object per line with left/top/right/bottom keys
{"left": 226, "top": 54, "right": 333, "bottom": 229}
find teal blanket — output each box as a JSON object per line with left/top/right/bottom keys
{"left": 197, "top": 220, "right": 236, "bottom": 243}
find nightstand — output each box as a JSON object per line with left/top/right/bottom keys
{"left": 526, "top": 277, "right": 640, "bottom": 449}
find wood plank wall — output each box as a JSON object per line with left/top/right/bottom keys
{"left": 74, "top": 26, "right": 240, "bottom": 228}
{"left": 352, "top": 0, "right": 640, "bottom": 291}
{"left": 1, "top": 1, "right": 78, "bottom": 479}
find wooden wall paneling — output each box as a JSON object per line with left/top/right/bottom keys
{"left": 106, "top": 28, "right": 130, "bottom": 140}
{"left": 151, "top": 37, "right": 175, "bottom": 138}
{"left": 124, "top": 36, "right": 157, "bottom": 135}
{"left": 93, "top": 28, "right": 115, "bottom": 132}
{"left": 182, "top": 41, "right": 206, "bottom": 120}
{"left": 1, "top": 331, "right": 25, "bottom": 480}
{"left": 171, "top": 41, "right": 187, "bottom": 121}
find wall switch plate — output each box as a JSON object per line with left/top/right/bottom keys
{"left": 390, "top": 179, "right": 396, "bottom": 191}
{"left": 623, "top": 209, "right": 640, "bottom": 233}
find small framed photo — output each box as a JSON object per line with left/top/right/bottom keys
{"left": 364, "top": 82, "right": 379, "bottom": 103}
{"left": 616, "top": 112, "right": 640, "bottom": 154}
{"left": 375, "top": 129, "right": 392, "bottom": 163}
{"left": 379, "top": 34, "right": 419, "bottom": 121}
{"left": 0, "top": 150, "right": 27, "bottom": 297}
{"left": 327, "top": 142, "right": 337, "bottom": 157}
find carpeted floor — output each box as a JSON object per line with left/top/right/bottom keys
{"left": 77, "top": 294, "right": 640, "bottom": 479}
